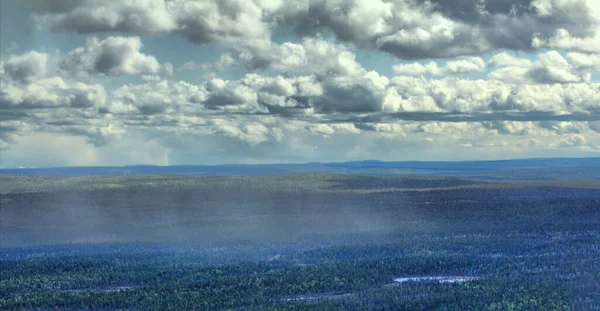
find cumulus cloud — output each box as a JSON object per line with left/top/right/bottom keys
{"left": 237, "top": 36, "right": 365, "bottom": 80}
{"left": 2, "top": 0, "right": 600, "bottom": 164}
{"left": 538, "top": 121, "right": 589, "bottom": 134}
{"left": 567, "top": 52, "right": 600, "bottom": 71}
{"left": 489, "top": 51, "right": 592, "bottom": 84}
{"left": 482, "top": 121, "right": 537, "bottom": 135}
{"left": 214, "top": 122, "right": 283, "bottom": 145}
{"left": 0, "top": 36, "right": 163, "bottom": 112}
{"left": 0, "top": 46, "right": 123, "bottom": 112}
{"left": 488, "top": 52, "right": 533, "bottom": 68}
{"left": 0, "top": 51, "right": 49, "bottom": 83}
{"left": 0, "top": 77, "right": 106, "bottom": 109}
{"left": 108, "top": 79, "right": 207, "bottom": 115}
{"left": 202, "top": 78, "right": 266, "bottom": 113}
{"left": 61, "top": 36, "right": 161, "bottom": 76}
{"left": 393, "top": 57, "right": 485, "bottom": 76}
{"left": 63, "top": 123, "right": 125, "bottom": 146}
{"left": 32, "top": 0, "right": 600, "bottom": 60}
{"left": 0, "top": 120, "right": 36, "bottom": 151}
{"left": 307, "top": 124, "right": 335, "bottom": 136}
{"left": 554, "top": 134, "right": 589, "bottom": 148}
{"left": 533, "top": 28, "right": 600, "bottom": 53}
{"left": 103, "top": 70, "right": 600, "bottom": 122}
{"left": 33, "top": 0, "right": 274, "bottom": 55}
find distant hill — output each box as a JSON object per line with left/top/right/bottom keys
{"left": 1, "top": 158, "right": 599, "bottom": 181}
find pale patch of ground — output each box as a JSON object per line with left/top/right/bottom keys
{"left": 393, "top": 276, "right": 480, "bottom": 284}
{"left": 279, "top": 292, "right": 353, "bottom": 302}
{"left": 59, "top": 286, "right": 138, "bottom": 294}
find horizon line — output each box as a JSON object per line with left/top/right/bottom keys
{"left": 1, "top": 156, "right": 599, "bottom": 170}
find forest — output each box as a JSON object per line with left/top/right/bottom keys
{"left": 1, "top": 173, "right": 599, "bottom": 310}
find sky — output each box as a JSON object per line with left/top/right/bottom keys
{"left": 0, "top": 0, "right": 599, "bottom": 168}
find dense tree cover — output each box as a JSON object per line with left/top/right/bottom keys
{"left": 2, "top": 228, "right": 598, "bottom": 310}
{"left": 1, "top": 174, "right": 599, "bottom": 310}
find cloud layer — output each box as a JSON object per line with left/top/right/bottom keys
{"left": 0, "top": 0, "right": 599, "bottom": 166}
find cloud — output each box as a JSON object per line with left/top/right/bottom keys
{"left": 200, "top": 53, "right": 237, "bottom": 72}
{"left": 489, "top": 51, "right": 591, "bottom": 84}
{"left": 488, "top": 52, "right": 533, "bottom": 68}
{"left": 1, "top": 36, "right": 162, "bottom": 82}
{"left": 96, "top": 70, "right": 600, "bottom": 125}
{"left": 533, "top": 28, "right": 600, "bottom": 53}
{"left": 63, "top": 123, "right": 125, "bottom": 146}
{"left": 0, "top": 37, "right": 162, "bottom": 111}
{"left": 307, "top": 124, "right": 335, "bottom": 136}
{"left": 554, "top": 134, "right": 588, "bottom": 148}
{"left": 0, "top": 120, "right": 36, "bottom": 151}
{"left": 589, "top": 121, "right": 600, "bottom": 133}
{"left": 33, "top": 0, "right": 273, "bottom": 54}
{"left": 32, "top": 0, "right": 177, "bottom": 33}
{"left": 281, "top": 0, "right": 599, "bottom": 59}
{"left": 61, "top": 36, "right": 161, "bottom": 76}
{"left": 0, "top": 77, "right": 106, "bottom": 109}
{"left": 567, "top": 52, "right": 600, "bottom": 71}
{"left": 202, "top": 78, "right": 266, "bottom": 113}
{"left": 482, "top": 121, "right": 536, "bottom": 135}
{"left": 279, "top": 0, "right": 489, "bottom": 59}
{"left": 240, "top": 36, "right": 364, "bottom": 78}
{"left": 0, "top": 51, "right": 49, "bottom": 83}
{"left": 32, "top": 0, "right": 600, "bottom": 60}
{"left": 215, "top": 123, "right": 282, "bottom": 145}
{"left": 393, "top": 57, "right": 485, "bottom": 76}
{"left": 108, "top": 79, "right": 207, "bottom": 115}
{"left": 3, "top": 1, "right": 600, "bottom": 164}
{"left": 163, "top": 62, "right": 174, "bottom": 76}
{"left": 538, "top": 121, "right": 588, "bottom": 134}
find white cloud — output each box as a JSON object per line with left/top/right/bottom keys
{"left": 239, "top": 36, "right": 364, "bottom": 78}
{"left": 553, "top": 134, "right": 588, "bottom": 148}
{"left": 200, "top": 53, "right": 237, "bottom": 72}
{"left": 533, "top": 29, "right": 600, "bottom": 53}
{"left": 489, "top": 52, "right": 533, "bottom": 68}
{"left": 215, "top": 123, "right": 279, "bottom": 145}
{"left": 489, "top": 51, "right": 591, "bottom": 84}
{"left": 307, "top": 124, "right": 335, "bottom": 136}
{"left": 393, "top": 57, "right": 485, "bottom": 76}
{"left": 567, "top": 52, "right": 600, "bottom": 71}
{"left": 0, "top": 76, "right": 106, "bottom": 109}
{"left": 108, "top": 79, "right": 207, "bottom": 115}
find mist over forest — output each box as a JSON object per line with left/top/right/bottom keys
{"left": 2, "top": 165, "right": 600, "bottom": 309}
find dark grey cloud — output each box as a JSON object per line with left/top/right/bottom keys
{"left": 61, "top": 124, "right": 123, "bottom": 146}
{"left": 278, "top": 0, "right": 600, "bottom": 58}
{"left": 61, "top": 36, "right": 161, "bottom": 76}
{"left": 31, "top": 0, "right": 600, "bottom": 60}
{"left": 0, "top": 51, "right": 48, "bottom": 83}
{"left": 33, "top": 0, "right": 272, "bottom": 55}
{"left": 425, "top": 0, "right": 595, "bottom": 51}
{"left": 313, "top": 111, "right": 600, "bottom": 125}
{"left": 30, "top": 0, "right": 100, "bottom": 13}
{"left": 314, "top": 84, "right": 381, "bottom": 113}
